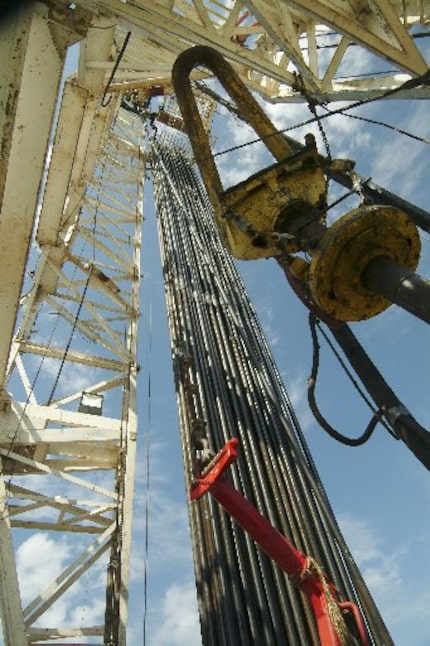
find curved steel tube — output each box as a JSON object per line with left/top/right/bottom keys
{"left": 172, "top": 45, "right": 293, "bottom": 211}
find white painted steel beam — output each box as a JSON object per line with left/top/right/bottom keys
{"left": 0, "top": 426, "right": 119, "bottom": 445}
{"left": 0, "top": 5, "right": 70, "bottom": 389}
{"left": 27, "top": 626, "right": 103, "bottom": 642}
{"left": 78, "top": 16, "right": 116, "bottom": 93}
{"left": 286, "top": 0, "right": 427, "bottom": 74}
{"left": 75, "top": 0, "right": 429, "bottom": 103}
{"left": 0, "top": 447, "right": 117, "bottom": 494}
{"left": 36, "top": 81, "right": 88, "bottom": 247}
{"left": 18, "top": 341, "right": 127, "bottom": 372}
{"left": 0, "top": 472, "right": 27, "bottom": 646}
{"left": 22, "top": 523, "right": 115, "bottom": 628}
{"left": 5, "top": 401, "right": 122, "bottom": 430}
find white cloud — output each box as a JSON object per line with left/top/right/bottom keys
{"left": 337, "top": 512, "right": 430, "bottom": 633}
{"left": 16, "top": 530, "right": 108, "bottom": 631}
{"left": 16, "top": 533, "right": 75, "bottom": 628}
{"left": 360, "top": 101, "right": 430, "bottom": 197}
{"left": 17, "top": 533, "right": 72, "bottom": 606}
{"left": 148, "top": 579, "right": 201, "bottom": 646}
{"left": 338, "top": 513, "right": 383, "bottom": 563}
{"left": 339, "top": 513, "right": 406, "bottom": 610}
{"left": 21, "top": 353, "right": 96, "bottom": 403}
{"left": 257, "top": 301, "right": 281, "bottom": 348}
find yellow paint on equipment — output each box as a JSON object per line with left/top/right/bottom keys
{"left": 221, "top": 147, "right": 326, "bottom": 260}
{"left": 308, "top": 205, "right": 421, "bottom": 321}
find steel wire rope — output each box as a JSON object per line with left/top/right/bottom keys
{"left": 314, "top": 323, "right": 396, "bottom": 432}
{"left": 194, "top": 69, "right": 430, "bottom": 162}
{"left": 308, "top": 314, "right": 392, "bottom": 439}
{"left": 1, "top": 234, "right": 93, "bottom": 479}
{"left": 101, "top": 31, "right": 131, "bottom": 107}
{"left": 46, "top": 269, "right": 92, "bottom": 404}
{"left": 142, "top": 299, "right": 153, "bottom": 646}
{"left": 78, "top": 569, "right": 91, "bottom": 636}
{"left": 321, "top": 103, "right": 430, "bottom": 144}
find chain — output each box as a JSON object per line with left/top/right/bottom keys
{"left": 294, "top": 74, "right": 332, "bottom": 160}
{"left": 293, "top": 74, "right": 334, "bottom": 225}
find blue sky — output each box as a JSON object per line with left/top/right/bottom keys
{"left": 7, "top": 35, "right": 430, "bottom": 646}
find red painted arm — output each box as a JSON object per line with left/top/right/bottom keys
{"left": 190, "top": 438, "right": 370, "bottom": 646}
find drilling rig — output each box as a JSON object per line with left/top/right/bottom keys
{"left": 0, "top": 1, "right": 429, "bottom": 644}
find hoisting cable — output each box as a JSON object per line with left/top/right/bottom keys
{"left": 142, "top": 300, "right": 153, "bottom": 646}
{"left": 201, "top": 67, "right": 430, "bottom": 161}
{"left": 101, "top": 31, "right": 131, "bottom": 107}
{"left": 292, "top": 68, "right": 430, "bottom": 139}
{"left": 1, "top": 239, "right": 93, "bottom": 477}
{"left": 1, "top": 301, "right": 61, "bottom": 478}
{"left": 321, "top": 104, "right": 429, "bottom": 145}
{"left": 299, "top": 86, "right": 332, "bottom": 162}
{"left": 47, "top": 269, "right": 92, "bottom": 404}
{"left": 142, "top": 133, "right": 156, "bottom": 646}
{"left": 308, "top": 313, "right": 381, "bottom": 446}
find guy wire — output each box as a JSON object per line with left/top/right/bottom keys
{"left": 143, "top": 297, "right": 153, "bottom": 645}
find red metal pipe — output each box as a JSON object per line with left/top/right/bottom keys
{"left": 191, "top": 439, "right": 369, "bottom": 646}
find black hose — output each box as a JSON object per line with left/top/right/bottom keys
{"left": 308, "top": 313, "right": 380, "bottom": 446}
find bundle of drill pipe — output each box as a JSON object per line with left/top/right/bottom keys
{"left": 150, "top": 127, "right": 391, "bottom": 646}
